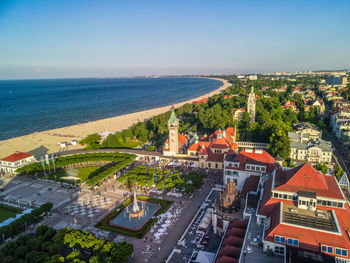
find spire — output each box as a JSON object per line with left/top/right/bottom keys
{"left": 250, "top": 86, "right": 254, "bottom": 93}
{"left": 168, "top": 106, "right": 179, "bottom": 124}
{"left": 194, "top": 133, "right": 199, "bottom": 144}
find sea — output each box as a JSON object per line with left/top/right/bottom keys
{"left": 0, "top": 77, "right": 222, "bottom": 141}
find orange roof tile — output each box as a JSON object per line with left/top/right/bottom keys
{"left": 2, "top": 152, "right": 33, "bottom": 162}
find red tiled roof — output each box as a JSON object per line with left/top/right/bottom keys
{"left": 199, "top": 146, "right": 208, "bottom": 155}
{"left": 226, "top": 149, "right": 276, "bottom": 173}
{"left": 2, "top": 152, "right": 33, "bottom": 162}
{"left": 178, "top": 134, "right": 186, "bottom": 146}
{"left": 265, "top": 203, "right": 350, "bottom": 257}
{"left": 215, "top": 220, "right": 248, "bottom": 263}
{"left": 163, "top": 134, "right": 187, "bottom": 151}
{"left": 274, "top": 163, "right": 343, "bottom": 200}
{"left": 258, "top": 163, "right": 350, "bottom": 258}
{"left": 211, "top": 137, "right": 230, "bottom": 149}
{"left": 192, "top": 98, "right": 208, "bottom": 105}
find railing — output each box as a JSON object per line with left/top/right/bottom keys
{"left": 236, "top": 141, "right": 268, "bottom": 149}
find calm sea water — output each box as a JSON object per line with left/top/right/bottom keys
{"left": 0, "top": 77, "right": 221, "bottom": 140}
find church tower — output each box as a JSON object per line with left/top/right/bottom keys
{"left": 167, "top": 106, "right": 179, "bottom": 156}
{"left": 247, "top": 86, "right": 256, "bottom": 123}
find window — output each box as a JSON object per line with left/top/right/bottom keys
{"left": 288, "top": 195, "right": 292, "bottom": 200}
{"left": 336, "top": 248, "right": 348, "bottom": 257}
{"left": 321, "top": 245, "right": 333, "bottom": 254}
{"left": 287, "top": 238, "right": 299, "bottom": 247}
{"left": 283, "top": 194, "right": 287, "bottom": 199}
{"left": 247, "top": 165, "right": 250, "bottom": 170}
{"left": 275, "top": 235, "right": 285, "bottom": 243}
{"left": 274, "top": 193, "right": 278, "bottom": 198}
{"left": 275, "top": 246, "right": 285, "bottom": 255}
{"left": 338, "top": 202, "right": 344, "bottom": 208}
{"left": 261, "top": 167, "right": 266, "bottom": 172}
{"left": 265, "top": 217, "right": 271, "bottom": 230}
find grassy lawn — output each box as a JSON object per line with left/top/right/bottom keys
{"left": 96, "top": 196, "right": 172, "bottom": 238}
{"left": 0, "top": 204, "right": 22, "bottom": 223}
{"left": 47, "top": 167, "right": 100, "bottom": 184}
{"left": 77, "top": 167, "right": 100, "bottom": 182}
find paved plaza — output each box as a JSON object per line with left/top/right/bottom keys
{"left": 0, "top": 176, "right": 75, "bottom": 209}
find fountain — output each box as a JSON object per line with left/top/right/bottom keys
{"left": 108, "top": 185, "right": 162, "bottom": 232}
{"left": 129, "top": 191, "right": 144, "bottom": 218}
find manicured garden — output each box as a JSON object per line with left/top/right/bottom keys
{"left": 0, "top": 225, "right": 133, "bottom": 263}
{"left": 117, "top": 165, "right": 207, "bottom": 193}
{"left": 0, "top": 205, "right": 22, "bottom": 223}
{"left": 96, "top": 196, "right": 172, "bottom": 238}
{"left": 16, "top": 152, "right": 136, "bottom": 186}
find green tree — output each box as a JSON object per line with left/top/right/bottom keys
{"left": 268, "top": 126, "right": 290, "bottom": 159}
{"left": 333, "top": 166, "right": 344, "bottom": 178}
{"left": 79, "top": 134, "right": 101, "bottom": 146}
{"left": 316, "top": 163, "right": 328, "bottom": 174}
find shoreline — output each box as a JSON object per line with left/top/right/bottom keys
{"left": 0, "top": 77, "right": 230, "bottom": 157}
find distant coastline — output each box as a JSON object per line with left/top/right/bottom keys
{"left": 0, "top": 77, "right": 230, "bottom": 157}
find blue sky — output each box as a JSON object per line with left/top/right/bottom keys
{"left": 0, "top": 0, "right": 349, "bottom": 79}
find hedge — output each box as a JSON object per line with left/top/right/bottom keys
{"left": 96, "top": 196, "right": 172, "bottom": 238}
{"left": 85, "top": 158, "right": 135, "bottom": 186}
{"left": 16, "top": 152, "right": 136, "bottom": 175}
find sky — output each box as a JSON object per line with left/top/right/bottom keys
{"left": 0, "top": 0, "right": 349, "bottom": 79}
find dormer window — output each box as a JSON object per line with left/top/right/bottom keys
{"left": 297, "top": 191, "right": 317, "bottom": 211}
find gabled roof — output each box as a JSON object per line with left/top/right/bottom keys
{"left": 2, "top": 152, "right": 33, "bottom": 162}
{"left": 274, "top": 163, "right": 343, "bottom": 199}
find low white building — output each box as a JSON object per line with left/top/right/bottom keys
{"left": 0, "top": 152, "right": 36, "bottom": 175}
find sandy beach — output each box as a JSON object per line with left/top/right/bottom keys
{"left": 0, "top": 78, "right": 230, "bottom": 158}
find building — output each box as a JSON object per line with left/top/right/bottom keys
{"left": 224, "top": 149, "right": 276, "bottom": 190}
{"left": 305, "top": 99, "right": 326, "bottom": 115}
{"left": 0, "top": 152, "right": 36, "bottom": 174}
{"left": 292, "top": 122, "right": 321, "bottom": 140}
{"left": 289, "top": 123, "right": 332, "bottom": 167}
{"left": 212, "top": 181, "right": 241, "bottom": 235}
{"left": 282, "top": 100, "right": 297, "bottom": 112}
{"left": 326, "top": 75, "right": 348, "bottom": 86}
{"left": 247, "top": 87, "right": 256, "bottom": 123}
{"left": 256, "top": 163, "right": 350, "bottom": 262}
{"left": 187, "top": 127, "right": 238, "bottom": 169}
{"left": 331, "top": 108, "right": 350, "bottom": 143}
{"left": 249, "top": 75, "right": 258, "bottom": 80}
{"left": 192, "top": 98, "right": 208, "bottom": 105}
{"left": 232, "top": 108, "right": 246, "bottom": 121}
{"left": 163, "top": 107, "right": 187, "bottom": 156}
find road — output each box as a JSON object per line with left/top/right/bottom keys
{"left": 328, "top": 134, "right": 350, "bottom": 180}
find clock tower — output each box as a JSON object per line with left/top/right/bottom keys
{"left": 167, "top": 106, "right": 179, "bottom": 156}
